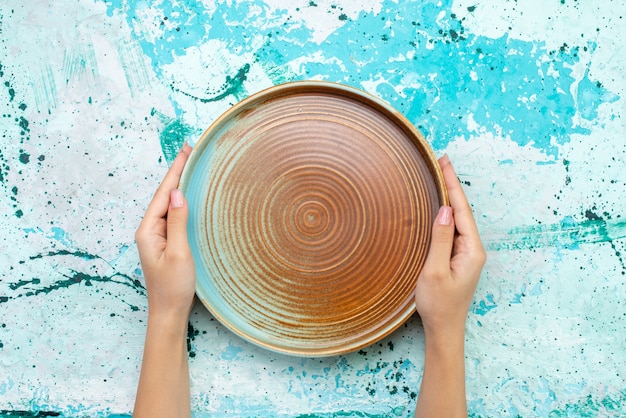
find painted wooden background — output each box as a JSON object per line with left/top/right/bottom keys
{"left": 1, "top": 0, "right": 624, "bottom": 416}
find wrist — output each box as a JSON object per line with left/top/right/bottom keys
{"left": 423, "top": 323, "right": 466, "bottom": 353}
{"left": 147, "top": 309, "right": 190, "bottom": 337}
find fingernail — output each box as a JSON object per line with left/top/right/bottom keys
{"left": 179, "top": 141, "right": 192, "bottom": 154}
{"left": 170, "top": 189, "right": 184, "bottom": 208}
{"left": 437, "top": 206, "right": 453, "bottom": 225}
{"left": 440, "top": 153, "right": 451, "bottom": 167}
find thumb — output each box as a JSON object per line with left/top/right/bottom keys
{"left": 166, "top": 189, "right": 190, "bottom": 253}
{"left": 421, "top": 206, "right": 455, "bottom": 278}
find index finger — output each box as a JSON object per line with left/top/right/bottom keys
{"left": 144, "top": 144, "right": 193, "bottom": 221}
{"left": 438, "top": 155, "right": 481, "bottom": 242}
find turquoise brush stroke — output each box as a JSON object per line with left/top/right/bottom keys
{"left": 467, "top": 388, "right": 626, "bottom": 417}
{"left": 0, "top": 378, "right": 14, "bottom": 396}
{"left": 297, "top": 409, "right": 406, "bottom": 418}
{"left": 103, "top": 0, "right": 620, "bottom": 159}
{"left": 104, "top": 0, "right": 207, "bottom": 68}
{"left": 510, "top": 285, "right": 525, "bottom": 304}
{"left": 150, "top": 108, "right": 206, "bottom": 163}
{"left": 577, "top": 71, "right": 620, "bottom": 120}
{"left": 170, "top": 63, "right": 251, "bottom": 103}
{"left": 152, "top": 109, "right": 196, "bottom": 164}
{"left": 484, "top": 217, "right": 626, "bottom": 251}
{"left": 8, "top": 389, "right": 625, "bottom": 417}
{"left": 472, "top": 293, "right": 497, "bottom": 316}
{"left": 221, "top": 341, "right": 244, "bottom": 360}
{"left": 6, "top": 385, "right": 624, "bottom": 417}
{"left": 50, "top": 227, "right": 73, "bottom": 247}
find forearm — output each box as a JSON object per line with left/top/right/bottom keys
{"left": 415, "top": 329, "right": 468, "bottom": 418}
{"left": 134, "top": 313, "right": 191, "bottom": 418}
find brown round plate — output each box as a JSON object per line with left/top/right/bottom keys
{"left": 181, "top": 81, "right": 447, "bottom": 356}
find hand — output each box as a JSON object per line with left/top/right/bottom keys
{"left": 414, "top": 154, "right": 486, "bottom": 418}
{"left": 134, "top": 144, "right": 194, "bottom": 418}
{"left": 415, "top": 154, "right": 486, "bottom": 337}
{"left": 135, "top": 143, "right": 195, "bottom": 321}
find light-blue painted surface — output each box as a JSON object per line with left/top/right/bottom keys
{"left": 0, "top": 0, "right": 624, "bottom": 416}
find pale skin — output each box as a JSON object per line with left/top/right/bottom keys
{"left": 133, "top": 146, "right": 485, "bottom": 417}
{"left": 414, "top": 154, "right": 487, "bottom": 417}
{"left": 134, "top": 144, "right": 195, "bottom": 418}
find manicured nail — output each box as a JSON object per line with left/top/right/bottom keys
{"left": 170, "top": 189, "right": 184, "bottom": 208}
{"left": 182, "top": 142, "right": 190, "bottom": 152}
{"left": 440, "top": 153, "right": 451, "bottom": 167}
{"left": 437, "top": 206, "right": 453, "bottom": 225}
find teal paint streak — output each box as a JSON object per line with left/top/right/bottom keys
{"left": 8, "top": 278, "right": 41, "bottom": 291}
{"left": 0, "top": 270, "right": 143, "bottom": 303}
{"left": 159, "top": 120, "right": 187, "bottom": 165}
{"left": 577, "top": 72, "right": 620, "bottom": 120}
{"left": 221, "top": 342, "right": 243, "bottom": 360}
{"left": 50, "top": 227, "right": 73, "bottom": 247}
{"left": 510, "top": 284, "right": 526, "bottom": 304}
{"left": 255, "top": 46, "right": 298, "bottom": 85}
{"left": 0, "top": 378, "right": 13, "bottom": 395}
{"left": 549, "top": 390, "right": 626, "bottom": 417}
{"left": 104, "top": 0, "right": 208, "bottom": 69}
{"left": 355, "top": 361, "right": 390, "bottom": 377}
{"left": 4, "top": 388, "right": 624, "bottom": 417}
{"left": 472, "top": 293, "right": 497, "bottom": 316}
{"left": 0, "top": 410, "right": 131, "bottom": 417}
{"left": 262, "top": 6, "right": 618, "bottom": 158}
{"left": 28, "top": 249, "right": 98, "bottom": 261}
{"left": 529, "top": 281, "right": 543, "bottom": 296}
{"left": 104, "top": 0, "right": 619, "bottom": 159}
{"left": 484, "top": 218, "right": 626, "bottom": 251}
{"left": 297, "top": 409, "right": 405, "bottom": 418}
{"left": 468, "top": 377, "right": 561, "bottom": 417}
{"left": 1, "top": 251, "right": 145, "bottom": 306}
{"left": 152, "top": 109, "right": 198, "bottom": 164}
{"left": 62, "top": 42, "right": 98, "bottom": 84}
{"left": 171, "top": 63, "right": 251, "bottom": 103}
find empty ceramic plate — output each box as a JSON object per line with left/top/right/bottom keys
{"left": 180, "top": 81, "right": 447, "bottom": 356}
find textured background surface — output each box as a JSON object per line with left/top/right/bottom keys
{"left": 0, "top": 0, "right": 624, "bottom": 416}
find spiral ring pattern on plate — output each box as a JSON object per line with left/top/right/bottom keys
{"left": 182, "top": 83, "right": 445, "bottom": 356}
